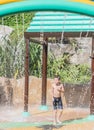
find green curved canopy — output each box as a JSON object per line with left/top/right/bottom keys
{"left": 0, "top": 0, "right": 94, "bottom": 17}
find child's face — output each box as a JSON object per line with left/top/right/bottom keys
{"left": 54, "top": 78, "right": 60, "bottom": 84}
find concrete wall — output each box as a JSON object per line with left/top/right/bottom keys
{"left": 0, "top": 76, "right": 90, "bottom": 108}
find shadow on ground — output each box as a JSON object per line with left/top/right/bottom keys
{"left": 37, "top": 124, "right": 65, "bottom": 130}
{"left": 36, "top": 116, "right": 92, "bottom": 130}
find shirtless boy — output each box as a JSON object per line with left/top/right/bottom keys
{"left": 52, "top": 75, "right": 64, "bottom": 125}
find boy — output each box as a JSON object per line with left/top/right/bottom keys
{"left": 52, "top": 75, "right": 64, "bottom": 125}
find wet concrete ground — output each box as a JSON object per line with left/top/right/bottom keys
{"left": 0, "top": 105, "right": 94, "bottom": 130}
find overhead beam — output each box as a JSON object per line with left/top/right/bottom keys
{"left": 24, "top": 32, "right": 93, "bottom": 38}
{"left": 30, "top": 38, "right": 43, "bottom": 45}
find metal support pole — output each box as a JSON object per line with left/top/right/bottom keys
{"left": 90, "top": 35, "right": 94, "bottom": 115}
{"left": 41, "top": 39, "right": 48, "bottom": 105}
{"left": 24, "top": 38, "right": 29, "bottom": 112}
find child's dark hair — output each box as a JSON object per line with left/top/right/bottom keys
{"left": 54, "top": 75, "right": 60, "bottom": 80}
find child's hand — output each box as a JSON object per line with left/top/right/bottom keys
{"left": 57, "top": 87, "right": 61, "bottom": 91}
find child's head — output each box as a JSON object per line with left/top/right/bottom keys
{"left": 54, "top": 75, "right": 60, "bottom": 84}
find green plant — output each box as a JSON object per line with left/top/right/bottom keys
{"left": 29, "top": 42, "right": 42, "bottom": 77}
{"left": 47, "top": 54, "right": 91, "bottom": 84}
{"left": 0, "top": 12, "right": 35, "bottom": 78}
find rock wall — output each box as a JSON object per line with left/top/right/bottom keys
{"left": 64, "top": 83, "right": 90, "bottom": 107}
{"left": 0, "top": 77, "right": 13, "bottom": 106}
{"left": 48, "top": 38, "right": 92, "bottom": 66}
{"left": 0, "top": 76, "right": 90, "bottom": 108}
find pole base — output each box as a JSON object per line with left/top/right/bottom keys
{"left": 85, "top": 115, "right": 94, "bottom": 121}
{"left": 22, "top": 112, "right": 30, "bottom": 117}
{"left": 81, "top": 115, "right": 94, "bottom": 122}
{"left": 39, "top": 105, "right": 49, "bottom": 111}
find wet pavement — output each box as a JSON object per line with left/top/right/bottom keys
{"left": 0, "top": 105, "right": 94, "bottom": 130}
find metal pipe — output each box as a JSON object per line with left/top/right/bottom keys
{"left": 90, "top": 35, "right": 94, "bottom": 115}
{"left": 30, "top": 38, "right": 43, "bottom": 45}
{"left": 24, "top": 38, "right": 29, "bottom": 112}
{"left": 41, "top": 39, "right": 48, "bottom": 105}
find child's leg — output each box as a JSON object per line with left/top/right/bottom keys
{"left": 57, "top": 109, "right": 63, "bottom": 123}
{"left": 53, "top": 109, "right": 57, "bottom": 124}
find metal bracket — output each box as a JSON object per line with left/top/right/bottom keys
{"left": 90, "top": 56, "right": 94, "bottom": 59}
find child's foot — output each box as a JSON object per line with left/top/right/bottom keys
{"left": 57, "top": 120, "right": 62, "bottom": 124}
{"left": 53, "top": 122, "right": 57, "bottom": 126}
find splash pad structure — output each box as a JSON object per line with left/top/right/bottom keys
{"left": 24, "top": 11, "right": 94, "bottom": 120}
{"left": 0, "top": 0, "right": 94, "bottom": 128}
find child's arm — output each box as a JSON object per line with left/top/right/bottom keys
{"left": 60, "top": 84, "right": 64, "bottom": 92}
{"left": 52, "top": 85, "right": 54, "bottom": 100}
